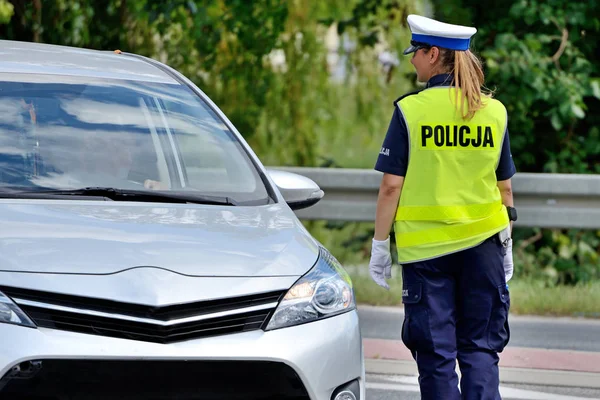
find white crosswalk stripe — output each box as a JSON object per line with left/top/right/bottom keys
{"left": 366, "top": 375, "right": 596, "bottom": 400}
{"left": 367, "top": 381, "right": 420, "bottom": 392}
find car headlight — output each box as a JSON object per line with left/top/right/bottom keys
{"left": 265, "top": 247, "right": 356, "bottom": 330}
{"left": 0, "top": 291, "right": 36, "bottom": 328}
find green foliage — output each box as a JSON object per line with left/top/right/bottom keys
{"left": 0, "top": 0, "right": 288, "bottom": 145}
{"left": 431, "top": 0, "right": 600, "bottom": 174}
{"left": 185, "top": 0, "right": 288, "bottom": 142}
{"left": 1, "top": 0, "right": 599, "bottom": 285}
{"left": 0, "top": 0, "right": 14, "bottom": 24}
{"left": 249, "top": 0, "right": 418, "bottom": 167}
{"left": 250, "top": 3, "right": 325, "bottom": 166}
{"left": 513, "top": 228, "right": 600, "bottom": 285}
{"left": 320, "top": 0, "right": 412, "bottom": 47}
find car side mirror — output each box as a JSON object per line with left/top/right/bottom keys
{"left": 267, "top": 169, "right": 324, "bottom": 210}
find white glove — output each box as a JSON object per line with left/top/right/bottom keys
{"left": 503, "top": 238, "right": 514, "bottom": 282}
{"left": 369, "top": 237, "right": 392, "bottom": 290}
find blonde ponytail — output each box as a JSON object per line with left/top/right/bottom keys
{"left": 439, "top": 49, "right": 490, "bottom": 120}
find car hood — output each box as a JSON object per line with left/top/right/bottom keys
{"left": 0, "top": 200, "right": 320, "bottom": 277}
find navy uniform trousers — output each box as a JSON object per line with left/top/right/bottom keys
{"left": 401, "top": 234, "right": 510, "bottom": 400}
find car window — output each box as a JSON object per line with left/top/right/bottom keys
{"left": 0, "top": 73, "right": 271, "bottom": 205}
{"left": 158, "top": 96, "right": 259, "bottom": 194}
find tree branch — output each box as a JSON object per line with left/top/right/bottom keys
{"left": 519, "top": 230, "right": 543, "bottom": 250}
{"left": 32, "top": 0, "right": 42, "bottom": 42}
{"left": 551, "top": 27, "right": 568, "bottom": 69}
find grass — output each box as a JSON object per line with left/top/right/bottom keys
{"left": 347, "top": 265, "right": 600, "bottom": 318}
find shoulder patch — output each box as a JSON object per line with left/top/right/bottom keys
{"left": 393, "top": 88, "right": 425, "bottom": 106}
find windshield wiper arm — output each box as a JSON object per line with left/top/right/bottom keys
{"left": 0, "top": 187, "right": 237, "bottom": 206}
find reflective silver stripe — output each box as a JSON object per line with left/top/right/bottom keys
{"left": 13, "top": 298, "right": 278, "bottom": 327}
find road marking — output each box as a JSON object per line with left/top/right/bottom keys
{"left": 376, "top": 375, "right": 418, "bottom": 384}
{"left": 366, "top": 382, "right": 419, "bottom": 393}
{"left": 366, "top": 377, "right": 594, "bottom": 400}
{"left": 366, "top": 359, "right": 600, "bottom": 389}
{"left": 498, "top": 387, "right": 593, "bottom": 400}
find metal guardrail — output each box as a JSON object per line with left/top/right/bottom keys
{"left": 270, "top": 167, "right": 600, "bottom": 229}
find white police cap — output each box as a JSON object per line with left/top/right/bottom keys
{"left": 403, "top": 14, "right": 477, "bottom": 55}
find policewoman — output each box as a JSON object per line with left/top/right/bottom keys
{"left": 369, "top": 15, "right": 517, "bottom": 400}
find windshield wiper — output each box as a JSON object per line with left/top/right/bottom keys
{"left": 0, "top": 187, "right": 237, "bottom": 206}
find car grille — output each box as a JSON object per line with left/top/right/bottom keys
{"left": 0, "top": 359, "right": 310, "bottom": 399}
{"left": 0, "top": 286, "right": 285, "bottom": 343}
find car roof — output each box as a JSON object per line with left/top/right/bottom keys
{"left": 0, "top": 40, "right": 179, "bottom": 84}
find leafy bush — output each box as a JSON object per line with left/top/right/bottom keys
{"left": 1, "top": 0, "right": 599, "bottom": 284}
{"left": 312, "top": 0, "right": 600, "bottom": 286}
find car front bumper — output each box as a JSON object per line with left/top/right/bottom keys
{"left": 0, "top": 310, "right": 365, "bottom": 400}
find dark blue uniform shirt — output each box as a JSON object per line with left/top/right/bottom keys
{"left": 375, "top": 74, "right": 516, "bottom": 180}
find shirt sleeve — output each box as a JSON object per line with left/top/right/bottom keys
{"left": 495, "top": 128, "right": 516, "bottom": 181}
{"left": 374, "top": 107, "right": 409, "bottom": 177}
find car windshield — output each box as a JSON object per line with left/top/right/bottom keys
{"left": 0, "top": 73, "right": 271, "bottom": 205}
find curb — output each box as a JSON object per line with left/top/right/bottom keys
{"left": 365, "top": 359, "right": 600, "bottom": 389}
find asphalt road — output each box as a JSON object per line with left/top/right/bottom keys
{"left": 357, "top": 305, "right": 600, "bottom": 352}
{"left": 366, "top": 374, "right": 600, "bottom": 399}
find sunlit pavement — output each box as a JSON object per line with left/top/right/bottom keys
{"left": 359, "top": 305, "right": 600, "bottom": 398}
{"left": 366, "top": 374, "right": 600, "bottom": 399}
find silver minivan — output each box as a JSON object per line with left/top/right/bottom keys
{"left": 0, "top": 40, "right": 364, "bottom": 400}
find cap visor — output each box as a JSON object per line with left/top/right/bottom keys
{"left": 403, "top": 45, "right": 418, "bottom": 55}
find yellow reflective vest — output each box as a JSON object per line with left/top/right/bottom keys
{"left": 394, "top": 86, "right": 510, "bottom": 263}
